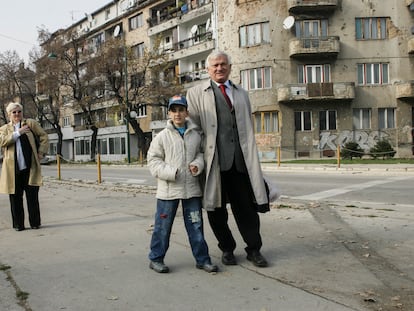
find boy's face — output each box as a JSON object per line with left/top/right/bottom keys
{"left": 168, "top": 105, "right": 188, "bottom": 127}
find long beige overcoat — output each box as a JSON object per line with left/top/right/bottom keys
{"left": 186, "top": 80, "right": 268, "bottom": 211}
{"left": 0, "top": 118, "right": 49, "bottom": 194}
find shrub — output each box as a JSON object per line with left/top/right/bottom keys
{"left": 369, "top": 140, "right": 396, "bottom": 159}
{"left": 340, "top": 141, "right": 364, "bottom": 159}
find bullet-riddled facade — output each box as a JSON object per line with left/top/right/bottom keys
{"left": 217, "top": 0, "right": 414, "bottom": 160}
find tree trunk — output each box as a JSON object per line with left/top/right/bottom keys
{"left": 55, "top": 124, "right": 63, "bottom": 156}
{"left": 90, "top": 125, "right": 98, "bottom": 161}
{"left": 128, "top": 118, "right": 150, "bottom": 159}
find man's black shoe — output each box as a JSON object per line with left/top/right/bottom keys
{"left": 14, "top": 227, "right": 25, "bottom": 232}
{"left": 222, "top": 251, "right": 237, "bottom": 265}
{"left": 246, "top": 251, "right": 268, "bottom": 267}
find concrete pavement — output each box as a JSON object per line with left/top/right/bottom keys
{"left": 0, "top": 165, "right": 413, "bottom": 311}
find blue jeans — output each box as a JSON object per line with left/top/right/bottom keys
{"left": 149, "top": 197, "right": 211, "bottom": 265}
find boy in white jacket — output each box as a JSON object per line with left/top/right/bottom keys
{"left": 147, "top": 95, "right": 218, "bottom": 274}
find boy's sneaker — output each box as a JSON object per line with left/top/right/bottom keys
{"left": 149, "top": 261, "right": 169, "bottom": 273}
{"left": 196, "top": 263, "right": 219, "bottom": 273}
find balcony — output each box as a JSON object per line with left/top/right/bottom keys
{"left": 148, "top": 1, "right": 212, "bottom": 37}
{"left": 289, "top": 36, "right": 340, "bottom": 59}
{"left": 395, "top": 81, "right": 414, "bottom": 100}
{"left": 178, "top": 69, "right": 209, "bottom": 84}
{"left": 408, "top": 37, "right": 414, "bottom": 54}
{"left": 37, "top": 94, "right": 50, "bottom": 102}
{"left": 166, "top": 32, "right": 214, "bottom": 61}
{"left": 278, "top": 82, "right": 355, "bottom": 103}
{"left": 288, "top": 0, "right": 338, "bottom": 14}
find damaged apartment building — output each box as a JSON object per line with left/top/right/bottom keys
{"left": 40, "top": 0, "right": 414, "bottom": 162}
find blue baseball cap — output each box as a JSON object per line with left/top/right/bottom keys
{"left": 168, "top": 95, "right": 187, "bottom": 110}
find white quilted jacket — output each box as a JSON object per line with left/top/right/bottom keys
{"left": 147, "top": 119, "right": 204, "bottom": 200}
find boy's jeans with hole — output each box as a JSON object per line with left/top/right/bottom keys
{"left": 149, "top": 197, "right": 211, "bottom": 265}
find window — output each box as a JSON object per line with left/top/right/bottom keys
{"left": 353, "top": 108, "right": 371, "bottom": 129}
{"left": 63, "top": 116, "right": 71, "bottom": 127}
{"left": 355, "top": 17, "right": 388, "bottom": 40}
{"left": 48, "top": 142, "right": 57, "bottom": 156}
{"left": 295, "top": 111, "right": 312, "bottom": 131}
{"left": 136, "top": 104, "right": 147, "bottom": 118}
{"left": 130, "top": 72, "right": 145, "bottom": 88}
{"left": 239, "top": 22, "right": 270, "bottom": 47}
{"left": 129, "top": 13, "right": 143, "bottom": 31}
{"left": 357, "top": 63, "right": 389, "bottom": 85}
{"left": 241, "top": 67, "right": 272, "bottom": 90}
{"left": 298, "top": 64, "right": 330, "bottom": 83}
{"left": 254, "top": 111, "right": 279, "bottom": 133}
{"left": 109, "top": 137, "right": 126, "bottom": 155}
{"left": 92, "top": 32, "right": 104, "bottom": 50}
{"left": 295, "top": 19, "right": 328, "bottom": 38}
{"left": 42, "top": 120, "right": 53, "bottom": 130}
{"left": 378, "top": 108, "right": 395, "bottom": 129}
{"left": 132, "top": 42, "right": 145, "bottom": 58}
{"left": 75, "top": 139, "right": 90, "bottom": 155}
{"left": 97, "top": 138, "right": 108, "bottom": 154}
{"left": 319, "top": 110, "right": 337, "bottom": 130}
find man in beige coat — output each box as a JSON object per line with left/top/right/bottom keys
{"left": 0, "top": 102, "right": 49, "bottom": 231}
{"left": 187, "top": 51, "right": 269, "bottom": 267}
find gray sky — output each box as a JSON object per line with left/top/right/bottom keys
{"left": 0, "top": 0, "right": 110, "bottom": 63}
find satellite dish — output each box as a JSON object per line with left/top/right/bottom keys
{"left": 190, "top": 25, "right": 198, "bottom": 34}
{"left": 206, "top": 18, "right": 211, "bottom": 31}
{"left": 113, "top": 25, "right": 121, "bottom": 37}
{"left": 86, "top": 13, "right": 93, "bottom": 22}
{"left": 282, "top": 16, "right": 295, "bottom": 30}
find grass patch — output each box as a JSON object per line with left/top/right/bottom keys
{"left": 16, "top": 290, "right": 29, "bottom": 300}
{"left": 277, "top": 204, "right": 291, "bottom": 209}
{"left": 0, "top": 264, "right": 11, "bottom": 271}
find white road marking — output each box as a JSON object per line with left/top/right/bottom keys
{"left": 292, "top": 176, "right": 411, "bottom": 201}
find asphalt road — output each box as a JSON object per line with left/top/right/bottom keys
{"left": 41, "top": 164, "right": 414, "bottom": 206}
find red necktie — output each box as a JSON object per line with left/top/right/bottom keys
{"left": 219, "top": 84, "right": 232, "bottom": 109}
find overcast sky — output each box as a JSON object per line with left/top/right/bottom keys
{"left": 0, "top": 0, "right": 110, "bottom": 64}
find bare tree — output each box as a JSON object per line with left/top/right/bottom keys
{"left": 37, "top": 27, "right": 102, "bottom": 160}
{"left": 89, "top": 35, "right": 182, "bottom": 159}
{"left": 0, "top": 51, "right": 37, "bottom": 124}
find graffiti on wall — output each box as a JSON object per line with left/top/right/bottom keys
{"left": 319, "top": 130, "right": 390, "bottom": 152}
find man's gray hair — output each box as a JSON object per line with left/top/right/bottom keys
{"left": 6, "top": 102, "right": 23, "bottom": 114}
{"left": 206, "top": 51, "right": 232, "bottom": 68}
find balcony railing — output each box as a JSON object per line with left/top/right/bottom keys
{"left": 173, "top": 32, "right": 212, "bottom": 52}
{"left": 288, "top": 0, "right": 338, "bottom": 13}
{"left": 289, "top": 36, "right": 340, "bottom": 59}
{"left": 278, "top": 82, "right": 355, "bottom": 103}
{"left": 147, "top": 0, "right": 212, "bottom": 28}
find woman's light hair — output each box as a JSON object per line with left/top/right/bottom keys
{"left": 6, "top": 102, "right": 23, "bottom": 114}
{"left": 206, "top": 51, "right": 232, "bottom": 68}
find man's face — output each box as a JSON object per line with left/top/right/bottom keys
{"left": 207, "top": 56, "right": 231, "bottom": 83}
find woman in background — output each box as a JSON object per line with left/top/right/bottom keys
{"left": 0, "top": 102, "right": 48, "bottom": 231}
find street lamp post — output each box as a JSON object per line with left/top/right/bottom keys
{"left": 123, "top": 44, "right": 131, "bottom": 164}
